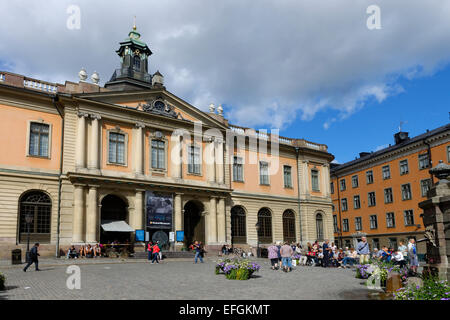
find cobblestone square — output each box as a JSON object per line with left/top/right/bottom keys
{"left": 0, "top": 258, "right": 376, "bottom": 300}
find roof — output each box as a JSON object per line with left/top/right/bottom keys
{"left": 331, "top": 123, "right": 450, "bottom": 174}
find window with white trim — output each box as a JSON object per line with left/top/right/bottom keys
{"left": 259, "top": 161, "right": 269, "bottom": 185}
{"left": 108, "top": 132, "right": 125, "bottom": 164}
{"left": 151, "top": 139, "right": 165, "bottom": 169}
{"left": 283, "top": 165, "right": 292, "bottom": 188}
{"left": 401, "top": 183, "right": 412, "bottom": 200}
{"left": 400, "top": 159, "right": 409, "bottom": 175}
{"left": 29, "top": 122, "right": 50, "bottom": 157}
{"left": 188, "top": 145, "right": 201, "bottom": 174}
{"left": 233, "top": 156, "right": 244, "bottom": 182}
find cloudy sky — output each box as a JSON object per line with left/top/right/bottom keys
{"left": 1, "top": 0, "right": 449, "bottom": 162}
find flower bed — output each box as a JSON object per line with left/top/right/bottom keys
{"left": 0, "top": 272, "right": 5, "bottom": 290}
{"left": 394, "top": 277, "right": 450, "bottom": 300}
{"left": 355, "top": 260, "right": 408, "bottom": 288}
{"left": 216, "top": 258, "right": 261, "bottom": 280}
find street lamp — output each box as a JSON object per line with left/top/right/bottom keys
{"left": 255, "top": 222, "right": 261, "bottom": 258}
{"left": 25, "top": 212, "right": 34, "bottom": 262}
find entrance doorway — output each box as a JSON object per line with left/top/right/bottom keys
{"left": 100, "top": 194, "right": 130, "bottom": 244}
{"left": 183, "top": 200, "right": 205, "bottom": 248}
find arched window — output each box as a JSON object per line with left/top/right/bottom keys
{"left": 257, "top": 208, "right": 272, "bottom": 244}
{"left": 316, "top": 213, "right": 324, "bottom": 241}
{"left": 231, "top": 206, "right": 246, "bottom": 244}
{"left": 133, "top": 55, "right": 141, "bottom": 71}
{"left": 283, "top": 210, "right": 296, "bottom": 243}
{"left": 19, "top": 191, "right": 52, "bottom": 243}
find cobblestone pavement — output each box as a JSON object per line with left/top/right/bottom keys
{"left": 0, "top": 258, "right": 379, "bottom": 300}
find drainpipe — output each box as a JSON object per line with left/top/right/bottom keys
{"left": 295, "top": 147, "right": 303, "bottom": 244}
{"left": 423, "top": 139, "right": 434, "bottom": 184}
{"left": 333, "top": 172, "right": 343, "bottom": 248}
{"left": 53, "top": 95, "right": 64, "bottom": 258}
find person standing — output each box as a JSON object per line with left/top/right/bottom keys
{"left": 357, "top": 237, "right": 370, "bottom": 265}
{"left": 280, "top": 242, "right": 294, "bottom": 272}
{"left": 398, "top": 241, "right": 408, "bottom": 262}
{"left": 276, "top": 241, "right": 282, "bottom": 269}
{"left": 268, "top": 243, "right": 280, "bottom": 270}
{"left": 23, "top": 243, "right": 40, "bottom": 272}
{"left": 408, "top": 238, "right": 418, "bottom": 274}
{"left": 194, "top": 241, "right": 203, "bottom": 263}
{"left": 157, "top": 241, "right": 163, "bottom": 261}
{"left": 322, "top": 240, "right": 331, "bottom": 268}
{"left": 147, "top": 242, "right": 153, "bottom": 261}
{"left": 151, "top": 242, "right": 160, "bottom": 264}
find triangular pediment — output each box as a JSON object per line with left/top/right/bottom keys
{"left": 75, "top": 89, "right": 228, "bottom": 130}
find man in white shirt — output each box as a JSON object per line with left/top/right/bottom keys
{"left": 391, "top": 250, "right": 406, "bottom": 268}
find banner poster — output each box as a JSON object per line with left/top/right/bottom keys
{"left": 146, "top": 191, "right": 173, "bottom": 229}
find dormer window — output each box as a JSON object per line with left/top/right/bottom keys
{"left": 133, "top": 55, "right": 141, "bottom": 71}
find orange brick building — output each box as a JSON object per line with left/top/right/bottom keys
{"left": 330, "top": 126, "right": 450, "bottom": 254}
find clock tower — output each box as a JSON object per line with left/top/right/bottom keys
{"left": 105, "top": 23, "right": 155, "bottom": 91}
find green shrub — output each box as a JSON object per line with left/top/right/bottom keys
{"left": 394, "top": 276, "right": 449, "bottom": 300}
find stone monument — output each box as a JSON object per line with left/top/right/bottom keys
{"left": 418, "top": 160, "right": 450, "bottom": 281}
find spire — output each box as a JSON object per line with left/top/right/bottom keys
{"left": 133, "top": 15, "right": 136, "bottom": 31}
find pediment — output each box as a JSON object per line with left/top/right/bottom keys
{"left": 76, "top": 89, "right": 228, "bottom": 130}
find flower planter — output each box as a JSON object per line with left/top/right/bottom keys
{"left": 216, "top": 258, "right": 260, "bottom": 280}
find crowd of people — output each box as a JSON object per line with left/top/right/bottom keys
{"left": 66, "top": 240, "right": 134, "bottom": 259}
{"left": 264, "top": 237, "right": 419, "bottom": 272}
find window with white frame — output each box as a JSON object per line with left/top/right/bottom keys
{"left": 340, "top": 178, "right": 346, "bottom": 191}
{"left": 352, "top": 175, "right": 359, "bottom": 188}
{"left": 366, "top": 170, "right": 374, "bottom": 184}
{"left": 341, "top": 198, "right": 348, "bottom": 211}
{"left": 311, "top": 169, "right": 320, "bottom": 191}
{"left": 333, "top": 215, "right": 338, "bottom": 233}
{"left": 404, "top": 210, "right": 414, "bottom": 226}
{"left": 151, "top": 139, "right": 165, "bottom": 169}
{"left": 233, "top": 156, "right": 244, "bottom": 182}
{"left": 342, "top": 219, "right": 349, "bottom": 232}
{"left": 382, "top": 165, "right": 391, "bottom": 180}
{"left": 283, "top": 165, "right": 292, "bottom": 188}
{"left": 29, "top": 122, "right": 50, "bottom": 157}
{"left": 355, "top": 217, "right": 362, "bottom": 231}
{"left": 420, "top": 179, "right": 432, "bottom": 197}
{"left": 418, "top": 153, "right": 430, "bottom": 170}
{"left": 188, "top": 145, "right": 201, "bottom": 174}
{"left": 400, "top": 159, "right": 409, "bottom": 175}
{"left": 354, "top": 195, "right": 361, "bottom": 209}
{"left": 384, "top": 187, "right": 393, "bottom": 204}
{"left": 401, "top": 183, "right": 412, "bottom": 200}
{"left": 108, "top": 132, "right": 125, "bottom": 164}
{"left": 447, "top": 146, "right": 450, "bottom": 163}
{"left": 330, "top": 182, "right": 334, "bottom": 194}
{"left": 370, "top": 215, "right": 378, "bottom": 229}
{"left": 386, "top": 212, "right": 395, "bottom": 228}
{"left": 259, "top": 161, "right": 269, "bottom": 185}
{"left": 368, "top": 191, "right": 376, "bottom": 207}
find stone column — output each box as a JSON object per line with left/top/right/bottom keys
{"left": 301, "top": 160, "right": 310, "bottom": 197}
{"left": 215, "top": 140, "right": 224, "bottom": 184}
{"left": 323, "top": 164, "right": 331, "bottom": 197}
{"left": 171, "top": 134, "right": 182, "bottom": 179}
{"left": 174, "top": 193, "right": 183, "bottom": 231}
{"left": 209, "top": 196, "right": 217, "bottom": 244}
{"left": 72, "top": 184, "right": 85, "bottom": 243}
{"left": 133, "top": 189, "right": 145, "bottom": 230}
{"left": 88, "top": 114, "right": 101, "bottom": 170}
{"left": 75, "top": 113, "right": 88, "bottom": 169}
{"left": 86, "top": 185, "right": 99, "bottom": 243}
{"left": 217, "top": 197, "right": 226, "bottom": 243}
{"left": 134, "top": 123, "right": 145, "bottom": 176}
{"left": 206, "top": 138, "right": 216, "bottom": 183}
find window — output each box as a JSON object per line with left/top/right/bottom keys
{"left": 370, "top": 215, "right": 378, "bottom": 229}
{"left": 316, "top": 213, "right": 324, "bottom": 240}
{"left": 233, "top": 156, "right": 244, "bottom": 182}
{"left": 366, "top": 170, "right": 374, "bottom": 184}
{"left": 342, "top": 219, "right": 349, "bottom": 232}
{"left": 344, "top": 240, "right": 351, "bottom": 248}
{"left": 355, "top": 217, "right": 362, "bottom": 231}
{"left": 400, "top": 159, "right": 409, "bottom": 175}
{"left": 341, "top": 198, "right": 348, "bottom": 211}
{"left": 283, "top": 166, "right": 292, "bottom": 188}
{"left": 386, "top": 212, "right": 395, "bottom": 228}
{"left": 353, "top": 195, "right": 361, "bottom": 209}
{"left": 340, "top": 178, "right": 346, "bottom": 191}
{"left": 188, "top": 145, "right": 201, "bottom": 174}
{"left": 352, "top": 175, "right": 359, "bottom": 188}
{"left": 332, "top": 204, "right": 335, "bottom": 212}
{"left": 231, "top": 206, "right": 246, "bottom": 244}
{"left": 330, "top": 182, "right": 334, "bottom": 194}
{"left": 311, "top": 169, "right": 320, "bottom": 191}
{"left": 372, "top": 238, "right": 380, "bottom": 251}
{"left": 133, "top": 55, "right": 140, "bottom": 70}
{"left": 418, "top": 153, "right": 430, "bottom": 170}
{"left": 389, "top": 238, "right": 398, "bottom": 250}
{"left": 108, "top": 132, "right": 125, "bottom": 164}
{"left": 404, "top": 210, "right": 415, "bottom": 226}
{"left": 401, "top": 183, "right": 412, "bottom": 200}
{"left": 384, "top": 188, "right": 393, "bottom": 204}
{"left": 368, "top": 192, "right": 376, "bottom": 207}
{"left": 333, "top": 215, "right": 338, "bottom": 233}
{"left": 257, "top": 208, "right": 272, "bottom": 243}
{"left": 283, "top": 210, "right": 296, "bottom": 243}
{"left": 421, "top": 179, "right": 432, "bottom": 197}
{"left": 19, "top": 191, "right": 51, "bottom": 243}
{"left": 259, "top": 161, "right": 269, "bottom": 185}
{"left": 29, "top": 122, "right": 50, "bottom": 157}
{"left": 382, "top": 165, "right": 391, "bottom": 180}
{"left": 151, "top": 140, "right": 165, "bottom": 169}
{"left": 447, "top": 146, "right": 450, "bottom": 163}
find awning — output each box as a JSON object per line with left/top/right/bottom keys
{"left": 101, "top": 220, "right": 134, "bottom": 232}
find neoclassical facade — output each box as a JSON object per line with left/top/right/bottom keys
{"left": 0, "top": 26, "right": 334, "bottom": 258}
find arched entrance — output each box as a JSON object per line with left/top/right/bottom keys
{"left": 100, "top": 194, "right": 130, "bottom": 243}
{"left": 18, "top": 190, "right": 52, "bottom": 243}
{"left": 183, "top": 200, "right": 205, "bottom": 248}
{"left": 231, "top": 206, "right": 246, "bottom": 244}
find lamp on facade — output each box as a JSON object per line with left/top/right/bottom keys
{"left": 25, "top": 212, "right": 34, "bottom": 262}
{"left": 255, "top": 222, "right": 261, "bottom": 258}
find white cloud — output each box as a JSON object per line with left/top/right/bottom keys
{"left": 1, "top": 1, "right": 450, "bottom": 130}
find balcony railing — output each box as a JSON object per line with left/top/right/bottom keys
{"left": 23, "top": 78, "right": 58, "bottom": 93}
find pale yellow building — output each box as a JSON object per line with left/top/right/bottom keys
{"left": 0, "top": 26, "right": 334, "bottom": 258}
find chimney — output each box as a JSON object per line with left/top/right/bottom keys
{"left": 394, "top": 132, "right": 409, "bottom": 145}
{"left": 359, "top": 152, "right": 370, "bottom": 158}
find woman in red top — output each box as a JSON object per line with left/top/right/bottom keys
{"left": 151, "top": 243, "right": 160, "bottom": 264}
{"left": 147, "top": 242, "right": 153, "bottom": 261}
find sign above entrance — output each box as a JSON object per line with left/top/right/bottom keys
{"left": 146, "top": 191, "right": 173, "bottom": 229}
